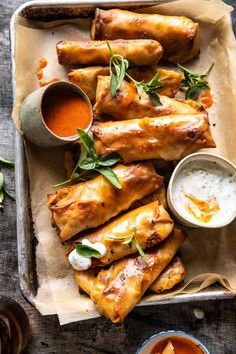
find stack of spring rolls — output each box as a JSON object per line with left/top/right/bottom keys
{"left": 48, "top": 8, "right": 216, "bottom": 323}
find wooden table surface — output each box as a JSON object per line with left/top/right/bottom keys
{"left": 1, "top": 1, "right": 236, "bottom": 353}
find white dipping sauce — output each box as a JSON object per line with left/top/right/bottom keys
{"left": 172, "top": 159, "right": 236, "bottom": 227}
{"left": 68, "top": 239, "right": 107, "bottom": 271}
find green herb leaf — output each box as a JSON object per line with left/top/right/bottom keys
{"left": 135, "top": 236, "right": 146, "bottom": 258}
{"left": 97, "top": 153, "right": 120, "bottom": 167}
{"left": 147, "top": 92, "right": 162, "bottom": 106}
{"left": 177, "top": 63, "right": 214, "bottom": 100}
{"left": 75, "top": 243, "right": 101, "bottom": 258}
{"left": 77, "top": 128, "right": 95, "bottom": 153}
{"left": 96, "top": 167, "right": 122, "bottom": 189}
{"left": 121, "top": 235, "right": 133, "bottom": 249}
{"left": 106, "top": 235, "right": 130, "bottom": 241}
{"left": 110, "top": 72, "right": 119, "bottom": 97}
{"left": 0, "top": 157, "right": 14, "bottom": 169}
{"left": 79, "top": 157, "right": 96, "bottom": 170}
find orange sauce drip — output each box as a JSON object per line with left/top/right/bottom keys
{"left": 39, "top": 78, "right": 59, "bottom": 87}
{"left": 42, "top": 89, "right": 91, "bottom": 137}
{"left": 200, "top": 90, "right": 213, "bottom": 108}
{"left": 185, "top": 193, "right": 220, "bottom": 223}
{"left": 36, "top": 58, "right": 59, "bottom": 87}
{"left": 36, "top": 58, "right": 48, "bottom": 80}
{"left": 151, "top": 338, "right": 204, "bottom": 354}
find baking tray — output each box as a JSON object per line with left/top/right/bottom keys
{"left": 10, "top": 0, "right": 235, "bottom": 309}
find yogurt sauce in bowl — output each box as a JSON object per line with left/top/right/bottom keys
{"left": 167, "top": 153, "right": 236, "bottom": 228}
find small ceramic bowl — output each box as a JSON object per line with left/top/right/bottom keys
{"left": 167, "top": 152, "right": 236, "bottom": 228}
{"left": 136, "top": 330, "right": 212, "bottom": 354}
{"left": 20, "top": 81, "right": 93, "bottom": 148}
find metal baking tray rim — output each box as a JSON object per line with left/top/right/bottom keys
{"left": 10, "top": 0, "right": 236, "bottom": 311}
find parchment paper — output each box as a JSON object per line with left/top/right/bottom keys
{"left": 12, "top": 0, "right": 236, "bottom": 324}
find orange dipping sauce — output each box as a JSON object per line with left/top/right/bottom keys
{"left": 151, "top": 338, "right": 204, "bottom": 354}
{"left": 42, "top": 88, "right": 91, "bottom": 137}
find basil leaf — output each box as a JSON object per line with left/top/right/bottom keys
{"left": 79, "top": 157, "right": 96, "bottom": 170}
{"left": 77, "top": 128, "right": 95, "bottom": 153}
{"left": 135, "top": 237, "right": 146, "bottom": 258}
{"left": 97, "top": 153, "right": 120, "bottom": 167}
{"left": 53, "top": 173, "right": 80, "bottom": 188}
{"left": 96, "top": 167, "right": 121, "bottom": 189}
{"left": 110, "top": 72, "right": 119, "bottom": 97}
{"left": 147, "top": 92, "right": 163, "bottom": 106}
{"left": 147, "top": 71, "right": 163, "bottom": 90}
{"left": 186, "top": 86, "right": 201, "bottom": 100}
{"left": 0, "top": 157, "right": 14, "bottom": 169}
{"left": 75, "top": 244, "right": 101, "bottom": 258}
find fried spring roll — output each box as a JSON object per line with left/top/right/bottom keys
{"left": 68, "top": 66, "right": 183, "bottom": 101}
{"left": 93, "top": 76, "right": 203, "bottom": 120}
{"left": 56, "top": 39, "right": 163, "bottom": 66}
{"left": 92, "top": 113, "right": 216, "bottom": 163}
{"left": 75, "top": 254, "right": 185, "bottom": 296}
{"left": 48, "top": 163, "right": 163, "bottom": 241}
{"left": 150, "top": 255, "right": 185, "bottom": 293}
{"left": 87, "top": 228, "right": 186, "bottom": 322}
{"left": 72, "top": 201, "right": 174, "bottom": 267}
{"left": 91, "top": 8, "right": 200, "bottom": 63}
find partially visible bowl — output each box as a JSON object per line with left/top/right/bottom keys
{"left": 136, "top": 330, "right": 212, "bottom": 354}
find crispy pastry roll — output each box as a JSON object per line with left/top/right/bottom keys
{"left": 150, "top": 255, "right": 185, "bottom": 293}
{"left": 93, "top": 76, "right": 202, "bottom": 120}
{"left": 68, "top": 66, "right": 182, "bottom": 101}
{"left": 71, "top": 201, "right": 174, "bottom": 267}
{"left": 85, "top": 228, "right": 186, "bottom": 322}
{"left": 56, "top": 39, "right": 163, "bottom": 66}
{"left": 91, "top": 8, "right": 200, "bottom": 63}
{"left": 92, "top": 113, "right": 216, "bottom": 163}
{"left": 48, "top": 163, "right": 163, "bottom": 241}
{"left": 75, "top": 254, "right": 185, "bottom": 296}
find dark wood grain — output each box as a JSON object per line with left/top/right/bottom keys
{"left": 0, "top": 1, "right": 236, "bottom": 353}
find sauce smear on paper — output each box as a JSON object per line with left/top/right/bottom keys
{"left": 42, "top": 89, "right": 91, "bottom": 137}
{"left": 200, "top": 90, "right": 213, "bottom": 108}
{"left": 36, "top": 57, "right": 59, "bottom": 87}
{"left": 151, "top": 338, "right": 204, "bottom": 354}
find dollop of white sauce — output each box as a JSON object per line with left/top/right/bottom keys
{"left": 68, "top": 249, "right": 92, "bottom": 271}
{"left": 68, "top": 239, "right": 107, "bottom": 271}
{"left": 173, "top": 159, "right": 236, "bottom": 226}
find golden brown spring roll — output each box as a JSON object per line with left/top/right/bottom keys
{"left": 48, "top": 162, "right": 163, "bottom": 241}
{"left": 87, "top": 228, "right": 186, "bottom": 322}
{"left": 93, "top": 113, "right": 216, "bottom": 163}
{"left": 93, "top": 76, "right": 203, "bottom": 120}
{"left": 68, "top": 66, "right": 183, "bottom": 101}
{"left": 71, "top": 201, "right": 174, "bottom": 267}
{"left": 91, "top": 8, "right": 200, "bottom": 63}
{"left": 150, "top": 255, "right": 185, "bottom": 293}
{"left": 56, "top": 39, "right": 163, "bottom": 66}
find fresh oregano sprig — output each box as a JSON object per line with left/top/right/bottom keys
{"left": 107, "top": 41, "right": 163, "bottom": 106}
{"left": 177, "top": 63, "right": 214, "bottom": 100}
{"left": 107, "top": 227, "right": 146, "bottom": 258}
{"left": 75, "top": 243, "right": 101, "bottom": 258}
{"left": 53, "top": 129, "right": 121, "bottom": 189}
{"left": 0, "top": 157, "right": 15, "bottom": 209}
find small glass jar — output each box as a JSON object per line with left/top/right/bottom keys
{"left": 0, "top": 296, "right": 30, "bottom": 354}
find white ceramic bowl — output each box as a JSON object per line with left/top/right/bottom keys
{"left": 136, "top": 330, "right": 212, "bottom": 354}
{"left": 167, "top": 152, "right": 236, "bottom": 228}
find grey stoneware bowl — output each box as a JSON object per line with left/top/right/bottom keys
{"left": 20, "top": 81, "right": 93, "bottom": 148}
